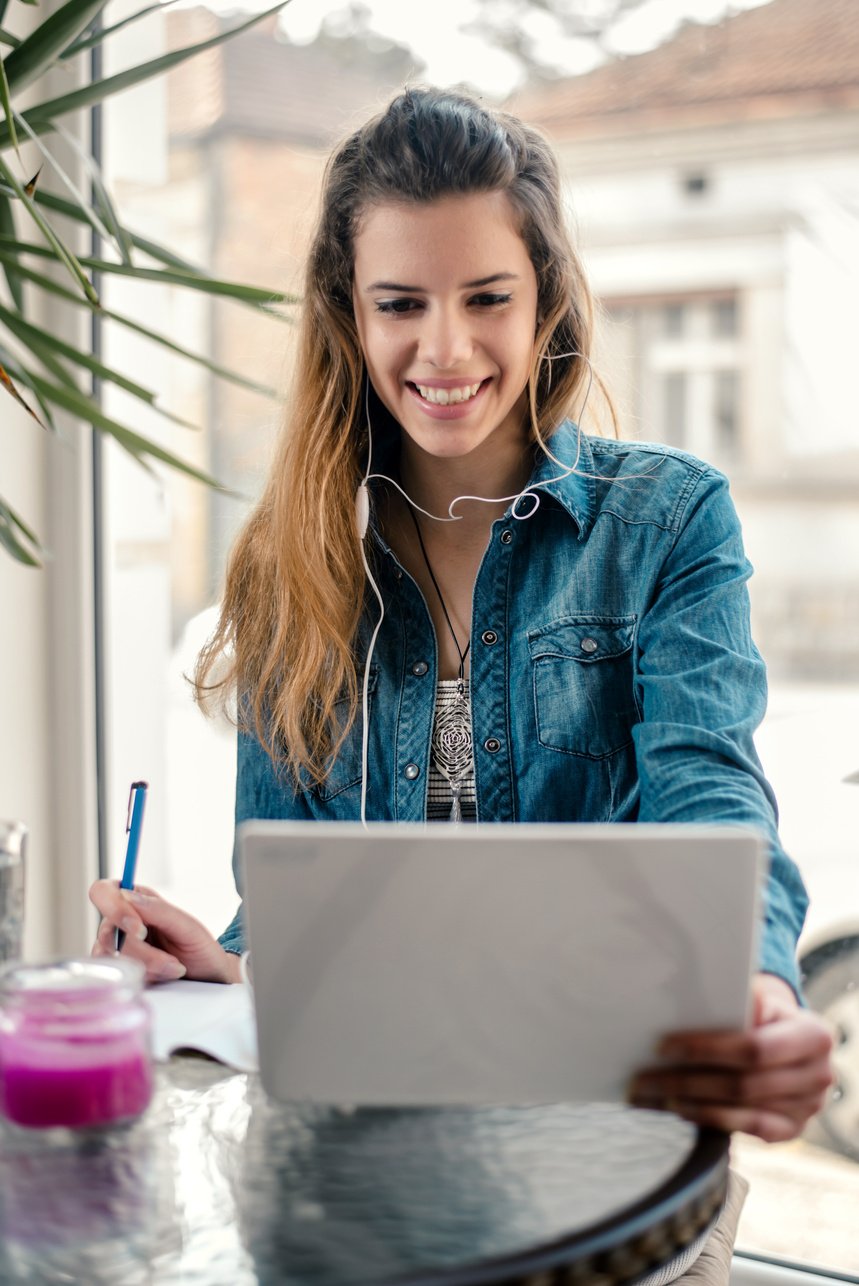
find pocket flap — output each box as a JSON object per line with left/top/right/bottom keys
{"left": 527, "top": 616, "right": 635, "bottom": 662}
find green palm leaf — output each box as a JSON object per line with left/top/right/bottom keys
{"left": 0, "top": 497, "right": 42, "bottom": 566}
{"left": 8, "top": 327, "right": 78, "bottom": 391}
{"left": 6, "top": 184, "right": 299, "bottom": 298}
{"left": 2, "top": 0, "right": 292, "bottom": 144}
{"left": 0, "top": 191, "right": 22, "bottom": 309}
{"left": 1, "top": 181, "right": 204, "bottom": 279}
{"left": 26, "top": 368, "right": 230, "bottom": 490}
{"left": 62, "top": 0, "right": 182, "bottom": 59}
{"left": 0, "top": 157, "right": 99, "bottom": 303}
{"left": 0, "top": 357, "right": 48, "bottom": 429}
{"left": 0, "top": 300, "right": 195, "bottom": 426}
{"left": 22, "top": 184, "right": 255, "bottom": 283}
{"left": 0, "top": 232, "right": 290, "bottom": 307}
{"left": 13, "top": 109, "right": 116, "bottom": 250}
{"left": 0, "top": 253, "right": 280, "bottom": 395}
{"left": 0, "top": 46, "right": 19, "bottom": 157}
{"left": 3, "top": 0, "right": 109, "bottom": 95}
{"left": 0, "top": 341, "right": 57, "bottom": 428}
{"left": 0, "top": 0, "right": 296, "bottom": 562}
{"left": 52, "top": 120, "right": 135, "bottom": 264}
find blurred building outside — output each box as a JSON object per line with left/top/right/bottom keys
{"left": 513, "top": 0, "right": 859, "bottom": 682}
{"left": 118, "top": 0, "right": 859, "bottom": 679}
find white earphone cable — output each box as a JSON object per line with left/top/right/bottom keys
{"left": 362, "top": 351, "right": 592, "bottom": 523}
{"left": 357, "top": 491, "right": 385, "bottom": 829}
{"left": 355, "top": 348, "right": 593, "bottom": 826}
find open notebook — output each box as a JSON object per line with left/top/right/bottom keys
{"left": 146, "top": 979, "right": 258, "bottom": 1071}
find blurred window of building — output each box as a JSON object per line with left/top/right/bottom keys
{"left": 712, "top": 296, "right": 738, "bottom": 338}
{"left": 603, "top": 295, "right": 742, "bottom": 464}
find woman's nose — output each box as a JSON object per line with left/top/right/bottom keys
{"left": 418, "top": 307, "right": 473, "bottom": 369}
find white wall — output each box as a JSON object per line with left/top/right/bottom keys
{"left": 0, "top": 25, "right": 100, "bottom": 958}
{"left": 0, "top": 392, "right": 55, "bottom": 958}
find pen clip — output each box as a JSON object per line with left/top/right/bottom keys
{"left": 125, "top": 780, "right": 148, "bottom": 832}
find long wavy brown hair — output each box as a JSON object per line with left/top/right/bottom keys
{"left": 195, "top": 86, "right": 614, "bottom": 785}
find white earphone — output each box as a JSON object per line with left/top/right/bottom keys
{"left": 354, "top": 349, "right": 594, "bottom": 825}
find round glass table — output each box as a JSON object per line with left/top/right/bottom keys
{"left": 0, "top": 1057, "right": 728, "bottom": 1285}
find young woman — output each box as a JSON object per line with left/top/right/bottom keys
{"left": 91, "top": 88, "right": 832, "bottom": 1152}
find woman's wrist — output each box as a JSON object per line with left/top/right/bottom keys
{"left": 218, "top": 949, "right": 245, "bottom": 984}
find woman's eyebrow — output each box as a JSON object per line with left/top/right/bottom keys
{"left": 462, "top": 272, "right": 519, "bottom": 289}
{"left": 364, "top": 272, "right": 520, "bottom": 293}
{"left": 365, "top": 280, "right": 421, "bottom": 292}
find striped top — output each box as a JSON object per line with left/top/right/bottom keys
{"left": 427, "top": 679, "right": 477, "bottom": 822}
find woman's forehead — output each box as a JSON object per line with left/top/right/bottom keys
{"left": 352, "top": 192, "right": 530, "bottom": 283}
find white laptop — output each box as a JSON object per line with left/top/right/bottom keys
{"left": 240, "top": 821, "right": 763, "bottom": 1106}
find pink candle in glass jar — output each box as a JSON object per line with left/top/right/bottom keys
{"left": 0, "top": 957, "right": 153, "bottom": 1129}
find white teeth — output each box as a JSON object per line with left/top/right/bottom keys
{"left": 415, "top": 381, "right": 482, "bottom": 406}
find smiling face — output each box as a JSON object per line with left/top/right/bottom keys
{"left": 352, "top": 191, "right": 539, "bottom": 470}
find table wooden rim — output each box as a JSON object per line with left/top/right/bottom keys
{"left": 391, "top": 1128, "right": 730, "bottom": 1286}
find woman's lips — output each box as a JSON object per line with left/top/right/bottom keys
{"left": 406, "top": 378, "right": 491, "bottom": 419}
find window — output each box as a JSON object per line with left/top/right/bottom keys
{"left": 94, "top": 2, "right": 859, "bottom": 1279}
{"left": 662, "top": 369, "right": 688, "bottom": 445}
{"left": 601, "top": 295, "right": 743, "bottom": 466}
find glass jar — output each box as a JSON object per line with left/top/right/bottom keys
{"left": 0, "top": 821, "right": 26, "bottom": 965}
{"left": 0, "top": 957, "right": 154, "bottom": 1129}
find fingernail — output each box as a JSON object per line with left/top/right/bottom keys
{"left": 157, "top": 961, "right": 186, "bottom": 981}
{"left": 128, "top": 891, "right": 154, "bottom": 905}
{"left": 121, "top": 915, "right": 147, "bottom": 941}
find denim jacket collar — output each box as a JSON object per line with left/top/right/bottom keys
{"left": 526, "top": 420, "right": 595, "bottom": 539}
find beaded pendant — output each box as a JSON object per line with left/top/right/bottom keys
{"left": 431, "top": 680, "right": 473, "bottom": 823}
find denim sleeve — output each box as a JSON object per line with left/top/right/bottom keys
{"left": 632, "top": 466, "right": 808, "bottom": 997}
{"left": 218, "top": 904, "right": 245, "bottom": 956}
{"left": 216, "top": 721, "right": 310, "bottom": 956}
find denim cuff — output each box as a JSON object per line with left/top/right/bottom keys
{"left": 758, "top": 917, "right": 804, "bottom": 1002}
{"left": 218, "top": 903, "right": 246, "bottom": 956}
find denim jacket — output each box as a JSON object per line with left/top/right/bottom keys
{"left": 220, "top": 421, "right": 808, "bottom": 993}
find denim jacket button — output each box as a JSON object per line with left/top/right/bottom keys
{"left": 580, "top": 637, "right": 599, "bottom": 654}
{"left": 481, "top": 629, "right": 499, "bottom": 646}
{"left": 484, "top": 737, "right": 501, "bottom": 754}
{"left": 411, "top": 660, "right": 429, "bottom": 676}
{"left": 404, "top": 762, "right": 421, "bottom": 780}
{"left": 500, "top": 529, "right": 513, "bottom": 545}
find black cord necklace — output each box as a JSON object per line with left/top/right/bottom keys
{"left": 406, "top": 504, "right": 473, "bottom": 822}
{"left": 406, "top": 504, "right": 470, "bottom": 692}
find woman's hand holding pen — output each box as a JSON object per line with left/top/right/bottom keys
{"left": 629, "top": 972, "right": 835, "bottom": 1143}
{"left": 89, "top": 881, "right": 242, "bottom": 985}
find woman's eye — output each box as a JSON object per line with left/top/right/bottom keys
{"left": 375, "top": 298, "right": 420, "bottom": 315}
{"left": 470, "top": 292, "right": 512, "bottom": 308}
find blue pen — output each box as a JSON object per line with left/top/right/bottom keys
{"left": 115, "top": 781, "right": 148, "bottom": 952}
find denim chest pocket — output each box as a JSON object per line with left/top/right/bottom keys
{"left": 527, "top": 616, "right": 638, "bottom": 759}
{"left": 304, "top": 666, "right": 378, "bottom": 801}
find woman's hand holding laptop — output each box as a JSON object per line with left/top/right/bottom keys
{"left": 629, "top": 972, "right": 833, "bottom": 1142}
